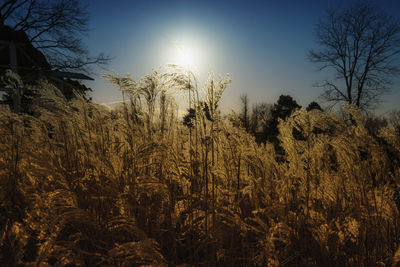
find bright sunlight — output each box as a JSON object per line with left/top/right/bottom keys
{"left": 167, "top": 40, "right": 203, "bottom": 70}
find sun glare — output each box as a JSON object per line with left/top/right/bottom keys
{"left": 168, "top": 40, "right": 202, "bottom": 70}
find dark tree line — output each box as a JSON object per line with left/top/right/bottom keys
{"left": 238, "top": 94, "right": 322, "bottom": 144}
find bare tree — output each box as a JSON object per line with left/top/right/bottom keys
{"left": 309, "top": 2, "right": 400, "bottom": 110}
{"left": 250, "top": 102, "right": 271, "bottom": 134}
{"left": 0, "top": 0, "right": 110, "bottom": 73}
{"left": 240, "top": 94, "right": 249, "bottom": 131}
{"left": 389, "top": 109, "right": 400, "bottom": 135}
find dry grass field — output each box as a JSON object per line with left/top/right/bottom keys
{"left": 1, "top": 72, "right": 400, "bottom": 266}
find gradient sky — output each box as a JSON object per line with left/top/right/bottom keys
{"left": 82, "top": 0, "right": 400, "bottom": 114}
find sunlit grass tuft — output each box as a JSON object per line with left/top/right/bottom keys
{"left": 0, "top": 70, "right": 400, "bottom": 266}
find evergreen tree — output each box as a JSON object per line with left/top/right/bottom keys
{"left": 306, "top": 101, "right": 322, "bottom": 111}
{"left": 267, "top": 95, "right": 301, "bottom": 139}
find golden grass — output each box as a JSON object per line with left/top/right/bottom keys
{"left": 1, "top": 75, "right": 400, "bottom": 266}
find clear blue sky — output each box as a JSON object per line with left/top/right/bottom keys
{"left": 82, "top": 0, "right": 400, "bottom": 114}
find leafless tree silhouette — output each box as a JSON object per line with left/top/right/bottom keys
{"left": 0, "top": 0, "right": 110, "bottom": 73}
{"left": 309, "top": 2, "right": 400, "bottom": 110}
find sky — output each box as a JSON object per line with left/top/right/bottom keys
{"left": 82, "top": 0, "right": 400, "bottom": 115}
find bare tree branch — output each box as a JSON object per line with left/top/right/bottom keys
{"left": 309, "top": 2, "right": 400, "bottom": 110}
{"left": 0, "top": 0, "right": 111, "bottom": 73}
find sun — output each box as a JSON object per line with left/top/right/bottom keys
{"left": 169, "top": 40, "right": 202, "bottom": 70}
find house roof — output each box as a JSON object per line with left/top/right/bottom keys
{"left": 0, "top": 25, "right": 93, "bottom": 81}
